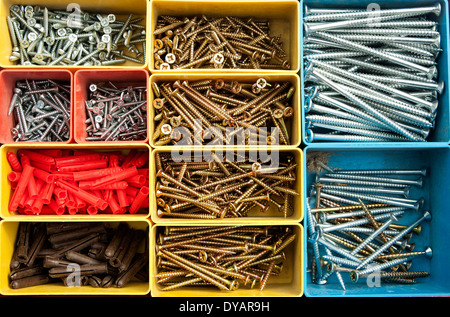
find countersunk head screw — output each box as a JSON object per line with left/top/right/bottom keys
{"left": 57, "top": 28, "right": 66, "bottom": 37}
{"left": 273, "top": 108, "right": 284, "bottom": 119}
{"left": 256, "top": 78, "right": 269, "bottom": 89}
{"left": 97, "top": 42, "right": 107, "bottom": 51}
{"left": 213, "top": 53, "right": 224, "bottom": 64}
{"left": 100, "top": 18, "right": 109, "bottom": 27}
{"left": 20, "top": 40, "right": 30, "bottom": 48}
{"left": 27, "top": 32, "right": 38, "bottom": 42}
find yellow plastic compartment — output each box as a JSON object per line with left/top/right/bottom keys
{"left": 150, "top": 221, "right": 304, "bottom": 297}
{"left": 0, "top": 218, "right": 150, "bottom": 295}
{"left": 0, "top": 0, "right": 148, "bottom": 69}
{"left": 149, "top": 73, "right": 301, "bottom": 148}
{"left": 150, "top": 147, "right": 304, "bottom": 223}
{"left": 149, "top": 0, "right": 300, "bottom": 73}
{"left": 73, "top": 68, "right": 150, "bottom": 144}
{"left": 0, "top": 143, "right": 151, "bottom": 220}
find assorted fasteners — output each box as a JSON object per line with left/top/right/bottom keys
{"left": 303, "top": 3, "right": 443, "bottom": 142}
{"left": 6, "top": 149, "right": 149, "bottom": 215}
{"left": 8, "top": 79, "right": 71, "bottom": 142}
{"left": 155, "top": 225, "right": 296, "bottom": 291}
{"left": 84, "top": 81, "right": 148, "bottom": 142}
{"left": 151, "top": 79, "right": 296, "bottom": 146}
{"left": 7, "top": 5, "right": 146, "bottom": 66}
{"left": 1, "top": 0, "right": 449, "bottom": 298}
{"left": 153, "top": 15, "right": 291, "bottom": 70}
{"left": 9, "top": 222, "right": 148, "bottom": 289}
{"left": 155, "top": 151, "right": 299, "bottom": 219}
{"left": 306, "top": 161, "right": 431, "bottom": 289}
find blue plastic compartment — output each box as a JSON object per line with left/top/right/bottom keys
{"left": 300, "top": 0, "right": 450, "bottom": 145}
{"left": 303, "top": 144, "right": 450, "bottom": 297}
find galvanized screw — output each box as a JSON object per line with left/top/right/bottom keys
{"left": 303, "top": 4, "right": 442, "bottom": 143}
{"left": 153, "top": 15, "right": 290, "bottom": 70}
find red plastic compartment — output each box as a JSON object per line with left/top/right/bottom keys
{"left": 0, "top": 69, "right": 74, "bottom": 144}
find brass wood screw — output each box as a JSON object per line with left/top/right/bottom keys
{"left": 156, "top": 225, "right": 295, "bottom": 292}
{"left": 152, "top": 79, "right": 295, "bottom": 146}
{"left": 155, "top": 151, "right": 299, "bottom": 219}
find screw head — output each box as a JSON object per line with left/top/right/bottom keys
{"left": 229, "top": 280, "right": 240, "bottom": 291}
{"left": 10, "top": 128, "right": 19, "bottom": 136}
{"left": 213, "top": 53, "right": 224, "bottom": 65}
{"left": 256, "top": 78, "right": 268, "bottom": 89}
{"left": 32, "top": 54, "right": 44, "bottom": 63}
{"left": 161, "top": 123, "right": 172, "bottom": 135}
{"left": 170, "top": 116, "right": 181, "bottom": 127}
{"left": 252, "top": 83, "right": 261, "bottom": 94}
{"left": 154, "top": 39, "right": 164, "bottom": 50}
{"left": 102, "top": 34, "right": 111, "bottom": 43}
{"left": 231, "top": 81, "right": 241, "bottom": 94}
{"left": 266, "top": 135, "right": 277, "bottom": 145}
{"left": 92, "top": 22, "right": 101, "bottom": 31}
{"left": 68, "top": 33, "right": 78, "bottom": 42}
{"left": 24, "top": 10, "right": 34, "bottom": 19}
{"left": 100, "top": 18, "right": 109, "bottom": 27}
{"left": 273, "top": 109, "right": 284, "bottom": 119}
{"left": 98, "top": 51, "right": 107, "bottom": 61}
{"left": 57, "top": 28, "right": 66, "bottom": 37}
{"left": 153, "top": 98, "right": 164, "bottom": 110}
{"left": 306, "top": 129, "right": 314, "bottom": 143}
{"left": 165, "top": 53, "right": 176, "bottom": 64}
{"left": 107, "top": 14, "right": 116, "bottom": 23}
{"left": 19, "top": 39, "right": 29, "bottom": 50}
{"left": 27, "top": 18, "right": 37, "bottom": 27}
{"left": 425, "top": 246, "right": 433, "bottom": 258}
{"left": 349, "top": 271, "right": 359, "bottom": 283}
{"left": 251, "top": 162, "right": 261, "bottom": 173}
{"left": 44, "top": 36, "right": 55, "bottom": 45}
{"left": 94, "top": 115, "right": 103, "bottom": 123}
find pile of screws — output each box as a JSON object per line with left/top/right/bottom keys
{"left": 7, "top": 5, "right": 146, "bottom": 66}
{"left": 306, "top": 162, "right": 432, "bottom": 289}
{"left": 84, "top": 81, "right": 147, "bottom": 141}
{"left": 151, "top": 79, "right": 295, "bottom": 146}
{"left": 9, "top": 222, "right": 148, "bottom": 289}
{"left": 155, "top": 225, "right": 296, "bottom": 291}
{"left": 6, "top": 148, "right": 149, "bottom": 215}
{"left": 155, "top": 151, "right": 298, "bottom": 219}
{"left": 303, "top": 3, "right": 443, "bottom": 142}
{"left": 8, "top": 79, "right": 71, "bottom": 142}
{"left": 153, "top": 15, "right": 290, "bottom": 70}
